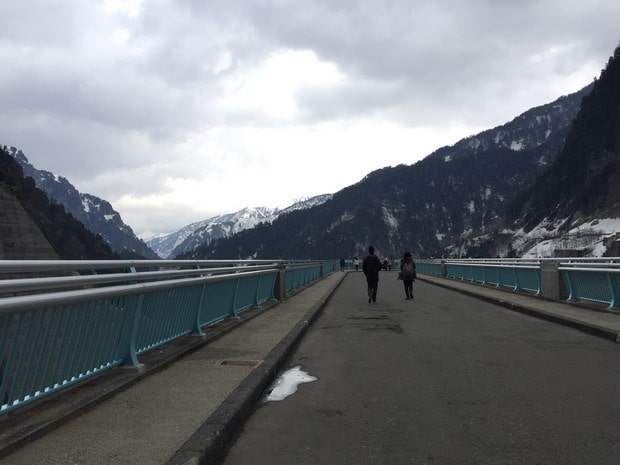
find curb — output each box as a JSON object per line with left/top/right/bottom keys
{"left": 166, "top": 272, "right": 348, "bottom": 465}
{"left": 419, "top": 277, "right": 620, "bottom": 343}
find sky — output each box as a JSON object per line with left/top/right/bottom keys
{"left": 1, "top": 0, "right": 619, "bottom": 238}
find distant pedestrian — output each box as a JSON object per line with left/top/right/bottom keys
{"left": 398, "top": 251, "right": 416, "bottom": 300}
{"left": 362, "top": 246, "right": 383, "bottom": 303}
{"left": 382, "top": 258, "right": 388, "bottom": 271}
{"left": 353, "top": 257, "right": 359, "bottom": 271}
{"left": 339, "top": 258, "right": 346, "bottom": 272}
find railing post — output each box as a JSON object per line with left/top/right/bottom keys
{"left": 440, "top": 260, "right": 447, "bottom": 278}
{"left": 564, "top": 270, "right": 576, "bottom": 301}
{"left": 512, "top": 268, "right": 519, "bottom": 291}
{"left": 606, "top": 272, "right": 619, "bottom": 309}
{"left": 118, "top": 294, "right": 144, "bottom": 368}
{"left": 540, "top": 261, "right": 563, "bottom": 301}
{"left": 252, "top": 274, "right": 263, "bottom": 309}
{"left": 274, "top": 264, "right": 287, "bottom": 301}
{"left": 230, "top": 277, "right": 241, "bottom": 318}
{"left": 192, "top": 283, "right": 207, "bottom": 336}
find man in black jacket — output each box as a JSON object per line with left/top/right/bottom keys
{"left": 362, "top": 246, "right": 383, "bottom": 303}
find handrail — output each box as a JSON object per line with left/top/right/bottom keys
{"left": 417, "top": 257, "right": 620, "bottom": 309}
{"left": 442, "top": 261, "right": 540, "bottom": 269}
{"left": 558, "top": 266, "right": 620, "bottom": 273}
{"left": 558, "top": 263, "right": 620, "bottom": 269}
{"left": 0, "top": 268, "right": 278, "bottom": 314}
{"left": 0, "top": 259, "right": 281, "bottom": 272}
{"left": 0, "top": 265, "right": 276, "bottom": 295}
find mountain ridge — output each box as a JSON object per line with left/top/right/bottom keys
{"left": 6, "top": 147, "right": 159, "bottom": 259}
{"left": 147, "top": 195, "right": 333, "bottom": 259}
{"left": 463, "top": 45, "right": 620, "bottom": 258}
{"left": 0, "top": 147, "right": 119, "bottom": 260}
{"left": 182, "top": 82, "right": 598, "bottom": 260}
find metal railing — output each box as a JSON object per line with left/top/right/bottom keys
{"left": 559, "top": 263, "right": 620, "bottom": 308}
{"left": 443, "top": 260, "right": 542, "bottom": 294}
{"left": 416, "top": 258, "right": 620, "bottom": 309}
{"left": 0, "top": 259, "right": 338, "bottom": 415}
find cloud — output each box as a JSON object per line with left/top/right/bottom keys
{"left": 1, "top": 0, "right": 619, "bottom": 236}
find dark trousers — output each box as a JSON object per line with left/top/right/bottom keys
{"left": 366, "top": 275, "right": 379, "bottom": 301}
{"left": 403, "top": 279, "right": 413, "bottom": 298}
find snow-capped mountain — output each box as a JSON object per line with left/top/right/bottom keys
{"left": 278, "top": 194, "right": 333, "bottom": 214}
{"left": 6, "top": 147, "right": 159, "bottom": 259}
{"left": 146, "top": 194, "right": 333, "bottom": 258}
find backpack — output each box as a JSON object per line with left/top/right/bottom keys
{"left": 401, "top": 261, "right": 415, "bottom": 280}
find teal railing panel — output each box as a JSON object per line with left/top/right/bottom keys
{"left": 235, "top": 275, "right": 261, "bottom": 314}
{"left": 561, "top": 269, "right": 614, "bottom": 307}
{"left": 322, "top": 261, "right": 338, "bottom": 275}
{"left": 135, "top": 285, "right": 202, "bottom": 355}
{"left": 415, "top": 262, "right": 441, "bottom": 276}
{"left": 0, "top": 295, "right": 137, "bottom": 415}
{"left": 514, "top": 268, "right": 541, "bottom": 294}
{"left": 496, "top": 266, "right": 517, "bottom": 290}
{"left": 445, "top": 263, "right": 541, "bottom": 295}
{"left": 285, "top": 266, "right": 317, "bottom": 292}
{"left": 472, "top": 266, "right": 486, "bottom": 284}
{"left": 256, "top": 271, "right": 277, "bottom": 303}
{"left": 199, "top": 279, "right": 239, "bottom": 324}
{"left": 446, "top": 264, "right": 466, "bottom": 281}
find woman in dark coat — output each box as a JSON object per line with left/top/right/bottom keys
{"left": 398, "top": 252, "right": 416, "bottom": 300}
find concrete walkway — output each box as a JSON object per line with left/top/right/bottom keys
{"left": 419, "top": 274, "right": 620, "bottom": 343}
{"left": 0, "top": 270, "right": 618, "bottom": 465}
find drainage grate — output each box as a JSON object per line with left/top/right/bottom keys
{"left": 217, "top": 359, "right": 262, "bottom": 367}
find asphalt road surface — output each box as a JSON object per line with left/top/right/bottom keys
{"left": 219, "top": 272, "right": 620, "bottom": 465}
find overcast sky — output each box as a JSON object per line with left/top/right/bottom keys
{"left": 1, "top": 0, "right": 618, "bottom": 238}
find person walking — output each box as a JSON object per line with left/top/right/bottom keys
{"left": 339, "top": 258, "right": 346, "bottom": 272}
{"left": 353, "top": 257, "right": 359, "bottom": 271}
{"left": 362, "top": 246, "right": 383, "bottom": 303}
{"left": 398, "top": 251, "right": 416, "bottom": 300}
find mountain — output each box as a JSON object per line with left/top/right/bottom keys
{"left": 147, "top": 194, "right": 333, "bottom": 258}
{"left": 148, "top": 207, "right": 278, "bottom": 259}
{"left": 181, "top": 82, "right": 595, "bottom": 261}
{"left": 464, "top": 45, "right": 620, "bottom": 258}
{"left": 517, "top": 46, "right": 620, "bottom": 228}
{"left": 0, "top": 147, "right": 119, "bottom": 260}
{"left": 6, "top": 147, "right": 159, "bottom": 259}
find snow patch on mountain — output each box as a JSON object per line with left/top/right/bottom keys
{"left": 519, "top": 218, "right": 620, "bottom": 258}
{"left": 327, "top": 210, "right": 354, "bottom": 233}
{"left": 382, "top": 207, "right": 398, "bottom": 229}
{"left": 510, "top": 140, "right": 524, "bottom": 151}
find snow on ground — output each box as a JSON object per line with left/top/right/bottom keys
{"left": 264, "top": 366, "right": 317, "bottom": 402}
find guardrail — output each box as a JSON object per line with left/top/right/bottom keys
{"left": 559, "top": 264, "right": 620, "bottom": 308}
{"left": 0, "top": 259, "right": 338, "bottom": 415}
{"left": 443, "top": 260, "right": 542, "bottom": 294}
{"left": 416, "top": 258, "right": 620, "bottom": 310}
